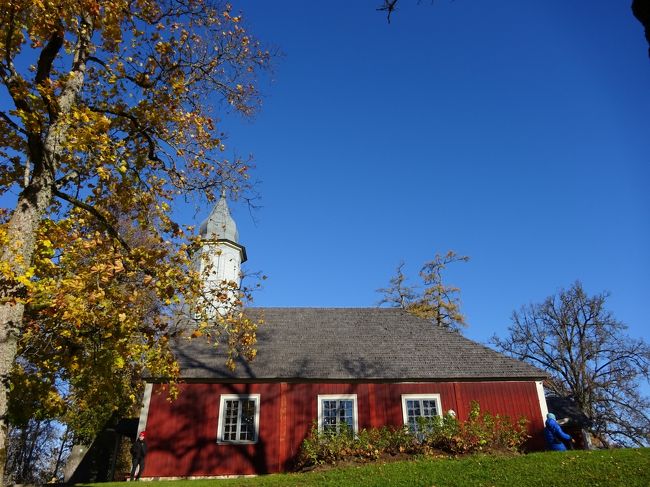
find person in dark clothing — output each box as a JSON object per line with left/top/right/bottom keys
{"left": 130, "top": 431, "right": 147, "bottom": 480}
{"left": 544, "top": 413, "right": 572, "bottom": 451}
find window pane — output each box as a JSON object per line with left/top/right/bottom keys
{"left": 223, "top": 400, "right": 239, "bottom": 441}
{"left": 406, "top": 400, "right": 420, "bottom": 432}
{"left": 339, "top": 400, "right": 353, "bottom": 431}
{"left": 240, "top": 400, "right": 256, "bottom": 441}
{"left": 321, "top": 399, "right": 354, "bottom": 433}
{"left": 405, "top": 398, "right": 439, "bottom": 433}
{"left": 322, "top": 400, "right": 336, "bottom": 432}
{"left": 422, "top": 400, "right": 438, "bottom": 417}
{"left": 221, "top": 398, "right": 257, "bottom": 442}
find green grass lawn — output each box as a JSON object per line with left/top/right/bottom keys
{"left": 85, "top": 448, "right": 650, "bottom": 487}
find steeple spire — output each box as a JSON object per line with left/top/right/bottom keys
{"left": 198, "top": 192, "right": 240, "bottom": 245}
{"left": 194, "top": 194, "right": 248, "bottom": 314}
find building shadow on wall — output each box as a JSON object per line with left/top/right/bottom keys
{"left": 152, "top": 351, "right": 278, "bottom": 476}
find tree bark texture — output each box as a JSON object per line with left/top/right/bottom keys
{"left": 0, "top": 170, "right": 54, "bottom": 483}
{"left": 0, "top": 14, "right": 92, "bottom": 482}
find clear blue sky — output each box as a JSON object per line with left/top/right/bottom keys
{"left": 1, "top": 1, "right": 647, "bottom": 349}
{"left": 199, "top": 0, "right": 649, "bottom": 347}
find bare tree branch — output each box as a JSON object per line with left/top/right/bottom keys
{"left": 377, "top": 0, "right": 400, "bottom": 23}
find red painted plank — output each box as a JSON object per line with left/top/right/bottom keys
{"left": 278, "top": 382, "right": 287, "bottom": 471}
{"left": 367, "top": 383, "right": 377, "bottom": 428}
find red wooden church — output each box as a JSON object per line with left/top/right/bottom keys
{"left": 139, "top": 308, "right": 547, "bottom": 478}
{"left": 134, "top": 198, "right": 548, "bottom": 478}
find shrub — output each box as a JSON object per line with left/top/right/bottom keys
{"left": 296, "top": 423, "right": 416, "bottom": 468}
{"left": 296, "top": 402, "right": 530, "bottom": 468}
{"left": 418, "top": 401, "right": 530, "bottom": 454}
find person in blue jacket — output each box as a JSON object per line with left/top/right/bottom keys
{"left": 544, "top": 413, "right": 572, "bottom": 451}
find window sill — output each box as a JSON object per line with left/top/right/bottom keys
{"left": 216, "top": 440, "right": 258, "bottom": 445}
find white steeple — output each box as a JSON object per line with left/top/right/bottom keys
{"left": 195, "top": 194, "right": 247, "bottom": 312}
{"left": 199, "top": 194, "right": 241, "bottom": 244}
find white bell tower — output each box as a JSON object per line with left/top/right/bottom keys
{"left": 196, "top": 194, "right": 247, "bottom": 312}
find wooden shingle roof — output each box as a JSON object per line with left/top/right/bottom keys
{"left": 173, "top": 308, "right": 545, "bottom": 381}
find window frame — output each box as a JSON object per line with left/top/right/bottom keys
{"left": 216, "top": 394, "right": 261, "bottom": 444}
{"left": 317, "top": 394, "right": 359, "bottom": 434}
{"left": 401, "top": 393, "right": 443, "bottom": 432}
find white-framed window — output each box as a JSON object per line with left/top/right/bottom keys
{"left": 317, "top": 394, "right": 358, "bottom": 434}
{"left": 401, "top": 394, "right": 442, "bottom": 433}
{"left": 217, "top": 394, "right": 260, "bottom": 444}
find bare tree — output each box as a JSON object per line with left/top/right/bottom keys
{"left": 377, "top": 261, "right": 417, "bottom": 309}
{"left": 492, "top": 281, "right": 650, "bottom": 447}
{"left": 4, "top": 419, "right": 69, "bottom": 484}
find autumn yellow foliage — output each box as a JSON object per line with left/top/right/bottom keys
{"left": 0, "top": 0, "right": 268, "bottom": 448}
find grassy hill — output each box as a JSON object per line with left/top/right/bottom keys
{"left": 87, "top": 448, "right": 650, "bottom": 487}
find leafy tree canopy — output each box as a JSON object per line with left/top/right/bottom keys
{"left": 0, "top": 0, "right": 269, "bottom": 456}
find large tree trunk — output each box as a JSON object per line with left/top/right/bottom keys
{"left": 0, "top": 167, "right": 55, "bottom": 483}
{"left": 0, "top": 13, "right": 93, "bottom": 483}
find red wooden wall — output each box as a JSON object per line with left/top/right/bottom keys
{"left": 143, "top": 380, "right": 544, "bottom": 478}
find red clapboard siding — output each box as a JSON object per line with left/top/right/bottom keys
{"left": 142, "top": 380, "right": 544, "bottom": 478}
